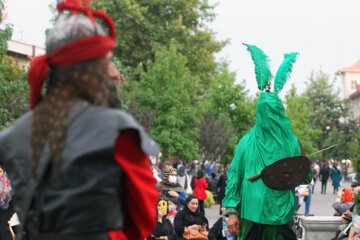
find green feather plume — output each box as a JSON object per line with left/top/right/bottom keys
{"left": 243, "top": 43, "right": 272, "bottom": 91}
{"left": 274, "top": 52, "right": 299, "bottom": 93}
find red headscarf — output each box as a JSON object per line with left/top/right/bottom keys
{"left": 27, "top": 0, "right": 116, "bottom": 109}
{"left": 343, "top": 188, "right": 353, "bottom": 203}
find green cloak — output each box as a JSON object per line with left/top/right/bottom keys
{"left": 224, "top": 92, "right": 300, "bottom": 225}
{"left": 223, "top": 45, "right": 312, "bottom": 239}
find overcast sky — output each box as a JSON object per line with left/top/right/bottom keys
{"left": 6, "top": 0, "right": 360, "bottom": 98}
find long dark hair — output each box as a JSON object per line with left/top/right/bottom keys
{"left": 197, "top": 170, "right": 204, "bottom": 179}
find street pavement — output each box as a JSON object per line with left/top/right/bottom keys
{"left": 204, "top": 179, "right": 352, "bottom": 228}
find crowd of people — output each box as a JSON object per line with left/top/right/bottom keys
{"left": 149, "top": 160, "right": 233, "bottom": 239}
{"left": 295, "top": 160, "right": 355, "bottom": 216}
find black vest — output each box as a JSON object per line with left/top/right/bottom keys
{"left": 0, "top": 101, "right": 159, "bottom": 236}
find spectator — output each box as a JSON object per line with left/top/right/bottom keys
{"left": 305, "top": 180, "right": 314, "bottom": 215}
{"left": 341, "top": 163, "right": 348, "bottom": 182}
{"left": 147, "top": 198, "right": 177, "bottom": 240}
{"left": 331, "top": 214, "right": 352, "bottom": 240}
{"left": 311, "top": 163, "right": 318, "bottom": 193}
{"left": 320, "top": 162, "right": 330, "bottom": 194}
{"left": 0, "top": 166, "right": 14, "bottom": 240}
{"left": 217, "top": 165, "right": 229, "bottom": 215}
{"left": 160, "top": 161, "right": 171, "bottom": 179}
{"left": 193, "top": 170, "right": 208, "bottom": 215}
{"left": 332, "top": 162, "right": 341, "bottom": 194}
{"left": 295, "top": 184, "right": 309, "bottom": 213}
{"left": 161, "top": 168, "right": 186, "bottom": 210}
{"left": 173, "top": 195, "right": 209, "bottom": 239}
{"left": 346, "top": 183, "right": 360, "bottom": 240}
{"left": 177, "top": 160, "right": 187, "bottom": 189}
{"left": 208, "top": 207, "right": 234, "bottom": 240}
{"left": 333, "top": 188, "right": 354, "bottom": 216}
{"left": 167, "top": 197, "right": 179, "bottom": 225}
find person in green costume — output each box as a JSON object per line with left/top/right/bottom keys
{"left": 223, "top": 44, "right": 313, "bottom": 240}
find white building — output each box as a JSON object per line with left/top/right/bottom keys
{"left": 336, "top": 60, "right": 360, "bottom": 126}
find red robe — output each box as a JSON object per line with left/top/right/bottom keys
{"left": 108, "top": 130, "right": 159, "bottom": 240}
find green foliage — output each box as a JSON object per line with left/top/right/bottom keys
{"left": 0, "top": 1, "right": 28, "bottom": 129}
{"left": 136, "top": 41, "right": 201, "bottom": 161}
{"left": 352, "top": 135, "right": 360, "bottom": 215}
{"left": 200, "top": 63, "right": 255, "bottom": 164}
{"left": 94, "top": 0, "right": 225, "bottom": 86}
{"left": 305, "top": 70, "right": 346, "bottom": 152}
{"left": 324, "top": 119, "right": 359, "bottom": 161}
{"left": 285, "top": 85, "right": 320, "bottom": 159}
{"left": 0, "top": 71, "right": 28, "bottom": 129}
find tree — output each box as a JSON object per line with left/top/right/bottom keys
{"left": 324, "top": 119, "right": 359, "bottom": 161}
{"left": 200, "top": 63, "right": 255, "bottom": 164}
{"left": 352, "top": 134, "right": 360, "bottom": 214}
{"left": 305, "top": 70, "right": 345, "bottom": 151}
{"left": 0, "top": 1, "right": 28, "bottom": 129}
{"left": 94, "top": 0, "right": 225, "bottom": 87}
{"left": 285, "top": 85, "right": 320, "bottom": 159}
{"left": 136, "top": 41, "right": 201, "bottom": 161}
{"left": 198, "top": 112, "right": 233, "bottom": 162}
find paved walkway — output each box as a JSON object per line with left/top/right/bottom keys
{"left": 204, "top": 179, "right": 352, "bottom": 228}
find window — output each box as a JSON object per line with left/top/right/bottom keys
{"left": 351, "top": 80, "right": 357, "bottom": 89}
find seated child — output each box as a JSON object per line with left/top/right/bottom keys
{"left": 208, "top": 207, "right": 233, "bottom": 240}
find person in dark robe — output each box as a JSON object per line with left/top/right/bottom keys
{"left": 320, "top": 162, "right": 331, "bottom": 194}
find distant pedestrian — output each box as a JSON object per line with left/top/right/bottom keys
{"left": 217, "top": 165, "right": 229, "bottom": 215}
{"left": 193, "top": 170, "right": 208, "bottom": 215}
{"left": 305, "top": 180, "right": 314, "bottom": 215}
{"left": 177, "top": 160, "right": 187, "bottom": 189}
{"left": 332, "top": 162, "right": 341, "bottom": 194}
{"left": 320, "top": 162, "right": 330, "bottom": 194}
{"left": 312, "top": 163, "right": 319, "bottom": 193}
{"left": 341, "top": 163, "right": 348, "bottom": 182}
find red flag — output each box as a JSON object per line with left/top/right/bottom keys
{"left": 1, "top": 5, "right": 8, "bottom": 21}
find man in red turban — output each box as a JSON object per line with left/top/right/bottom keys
{"left": 0, "top": 1, "right": 159, "bottom": 239}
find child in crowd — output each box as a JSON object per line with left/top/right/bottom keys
{"left": 147, "top": 198, "right": 177, "bottom": 240}
{"left": 208, "top": 207, "right": 233, "bottom": 240}
{"left": 167, "top": 197, "right": 178, "bottom": 225}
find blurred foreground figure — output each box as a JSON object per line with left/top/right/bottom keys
{"left": 223, "top": 44, "right": 312, "bottom": 240}
{"left": 0, "top": 1, "right": 159, "bottom": 239}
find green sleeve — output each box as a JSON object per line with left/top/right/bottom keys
{"left": 222, "top": 143, "right": 244, "bottom": 210}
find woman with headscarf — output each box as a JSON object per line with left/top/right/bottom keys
{"left": 147, "top": 197, "right": 177, "bottom": 240}
{"left": 162, "top": 167, "right": 186, "bottom": 210}
{"left": 332, "top": 188, "right": 354, "bottom": 216}
{"left": 0, "top": 165, "right": 14, "bottom": 240}
{"left": 193, "top": 170, "right": 208, "bottom": 215}
{"left": 331, "top": 162, "right": 341, "bottom": 194}
{"left": 174, "top": 195, "right": 209, "bottom": 239}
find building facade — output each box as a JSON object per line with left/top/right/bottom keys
{"left": 337, "top": 60, "right": 360, "bottom": 126}
{"left": 7, "top": 39, "right": 45, "bottom": 70}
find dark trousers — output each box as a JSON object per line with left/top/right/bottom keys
{"left": 245, "top": 222, "right": 296, "bottom": 240}
{"left": 312, "top": 178, "right": 317, "bottom": 193}
{"left": 199, "top": 200, "right": 205, "bottom": 215}
{"left": 321, "top": 180, "right": 328, "bottom": 193}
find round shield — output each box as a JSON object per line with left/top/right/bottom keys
{"left": 260, "top": 156, "right": 310, "bottom": 191}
